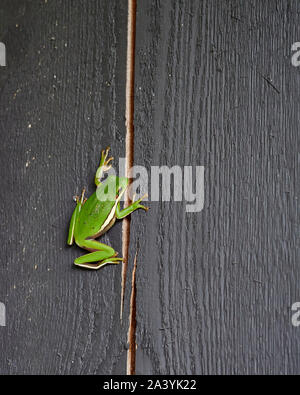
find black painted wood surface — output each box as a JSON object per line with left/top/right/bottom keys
{"left": 132, "top": 0, "right": 300, "bottom": 375}
{"left": 0, "top": 0, "right": 299, "bottom": 375}
{"left": 0, "top": 0, "right": 129, "bottom": 375}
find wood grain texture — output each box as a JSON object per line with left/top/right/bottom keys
{"left": 131, "top": 0, "right": 300, "bottom": 374}
{"left": 0, "top": 0, "right": 130, "bottom": 375}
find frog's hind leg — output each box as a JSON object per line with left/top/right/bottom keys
{"left": 75, "top": 257, "right": 123, "bottom": 270}
{"left": 74, "top": 239, "right": 123, "bottom": 270}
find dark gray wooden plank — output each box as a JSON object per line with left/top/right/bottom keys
{"left": 0, "top": 0, "right": 129, "bottom": 375}
{"left": 132, "top": 0, "right": 300, "bottom": 374}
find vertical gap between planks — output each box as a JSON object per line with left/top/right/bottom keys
{"left": 127, "top": 249, "right": 138, "bottom": 375}
{"left": 121, "top": 0, "right": 137, "bottom": 321}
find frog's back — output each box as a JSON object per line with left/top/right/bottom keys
{"left": 74, "top": 192, "right": 114, "bottom": 239}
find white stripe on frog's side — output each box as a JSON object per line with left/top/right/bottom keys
{"left": 96, "top": 187, "right": 127, "bottom": 237}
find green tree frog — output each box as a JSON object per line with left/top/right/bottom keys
{"left": 67, "top": 147, "right": 148, "bottom": 270}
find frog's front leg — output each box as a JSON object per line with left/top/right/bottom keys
{"left": 74, "top": 239, "right": 123, "bottom": 270}
{"left": 116, "top": 194, "right": 148, "bottom": 219}
{"left": 95, "top": 147, "right": 114, "bottom": 186}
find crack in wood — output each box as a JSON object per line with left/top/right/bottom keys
{"left": 126, "top": 247, "right": 138, "bottom": 375}
{"left": 120, "top": 0, "right": 137, "bottom": 323}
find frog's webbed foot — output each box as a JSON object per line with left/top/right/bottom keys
{"left": 101, "top": 147, "right": 114, "bottom": 172}
{"left": 80, "top": 188, "right": 87, "bottom": 204}
{"left": 95, "top": 147, "right": 114, "bottom": 186}
{"left": 73, "top": 188, "right": 87, "bottom": 204}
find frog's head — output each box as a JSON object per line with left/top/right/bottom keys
{"left": 96, "top": 176, "right": 129, "bottom": 203}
